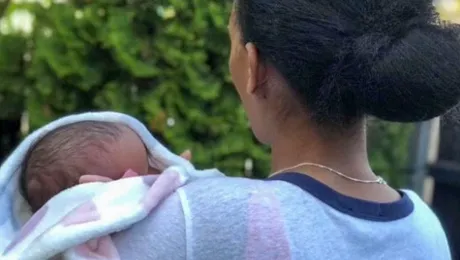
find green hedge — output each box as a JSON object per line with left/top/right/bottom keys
{"left": 0, "top": 1, "right": 413, "bottom": 185}
{"left": 2, "top": 1, "right": 270, "bottom": 177}
{"left": 367, "top": 120, "right": 414, "bottom": 188}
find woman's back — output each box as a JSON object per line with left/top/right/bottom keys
{"left": 113, "top": 0, "right": 456, "bottom": 257}
{"left": 114, "top": 174, "right": 450, "bottom": 260}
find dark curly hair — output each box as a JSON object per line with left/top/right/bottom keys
{"left": 234, "top": 0, "right": 460, "bottom": 126}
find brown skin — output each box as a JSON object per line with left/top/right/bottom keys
{"left": 228, "top": 7, "right": 399, "bottom": 202}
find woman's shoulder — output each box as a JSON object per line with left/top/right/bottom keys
{"left": 184, "top": 175, "right": 266, "bottom": 191}
{"left": 113, "top": 176, "right": 300, "bottom": 259}
{"left": 176, "top": 175, "right": 309, "bottom": 221}
{"left": 179, "top": 175, "right": 297, "bottom": 203}
{"left": 175, "top": 176, "right": 299, "bottom": 259}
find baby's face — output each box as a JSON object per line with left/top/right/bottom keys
{"left": 102, "top": 126, "right": 150, "bottom": 180}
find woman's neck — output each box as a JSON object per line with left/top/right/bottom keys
{"left": 270, "top": 121, "right": 374, "bottom": 180}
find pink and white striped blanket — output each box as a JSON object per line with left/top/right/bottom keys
{"left": 0, "top": 112, "right": 223, "bottom": 260}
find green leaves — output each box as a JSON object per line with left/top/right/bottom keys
{"left": 0, "top": 0, "right": 412, "bottom": 184}
{"left": 0, "top": 0, "right": 267, "bottom": 176}
{"left": 368, "top": 119, "right": 414, "bottom": 187}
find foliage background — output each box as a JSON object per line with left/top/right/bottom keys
{"left": 0, "top": 0, "right": 416, "bottom": 186}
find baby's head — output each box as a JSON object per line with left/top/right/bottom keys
{"left": 20, "top": 121, "right": 150, "bottom": 212}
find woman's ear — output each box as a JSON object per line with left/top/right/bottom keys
{"left": 245, "top": 43, "right": 267, "bottom": 96}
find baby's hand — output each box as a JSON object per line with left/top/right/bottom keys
{"left": 78, "top": 150, "right": 192, "bottom": 184}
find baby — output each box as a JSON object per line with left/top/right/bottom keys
{"left": 19, "top": 121, "right": 151, "bottom": 212}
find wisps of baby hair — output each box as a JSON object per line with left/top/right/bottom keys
{"left": 20, "top": 121, "right": 125, "bottom": 212}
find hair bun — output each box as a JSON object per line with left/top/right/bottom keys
{"left": 355, "top": 25, "right": 460, "bottom": 122}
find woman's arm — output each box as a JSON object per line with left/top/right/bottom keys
{"left": 78, "top": 151, "right": 191, "bottom": 259}
{"left": 110, "top": 176, "right": 276, "bottom": 260}
{"left": 112, "top": 191, "right": 187, "bottom": 260}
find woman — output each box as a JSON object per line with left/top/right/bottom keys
{"left": 95, "top": 0, "right": 456, "bottom": 259}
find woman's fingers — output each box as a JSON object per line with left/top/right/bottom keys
{"left": 79, "top": 175, "right": 113, "bottom": 184}
{"left": 79, "top": 169, "right": 140, "bottom": 184}
{"left": 180, "top": 149, "right": 192, "bottom": 161}
{"left": 79, "top": 150, "right": 192, "bottom": 184}
{"left": 121, "top": 169, "right": 139, "bottom": 178}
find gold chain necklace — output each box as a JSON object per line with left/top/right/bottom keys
{"left": 269, "top": 162, "right": 387, "bottom": 185}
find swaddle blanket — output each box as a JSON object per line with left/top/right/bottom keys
{"left": 0, "top": 111, "right": 224, "bottom": 260}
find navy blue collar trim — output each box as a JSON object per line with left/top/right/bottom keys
{"left": 267, "top": 172, "right": 414, "bottom": 222}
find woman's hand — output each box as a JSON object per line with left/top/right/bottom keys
{"left": 180, "top": 149, "right": 192, "bottom": 161}
{"left": 79, "top": 149, "right": 192, "bottom": 184}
